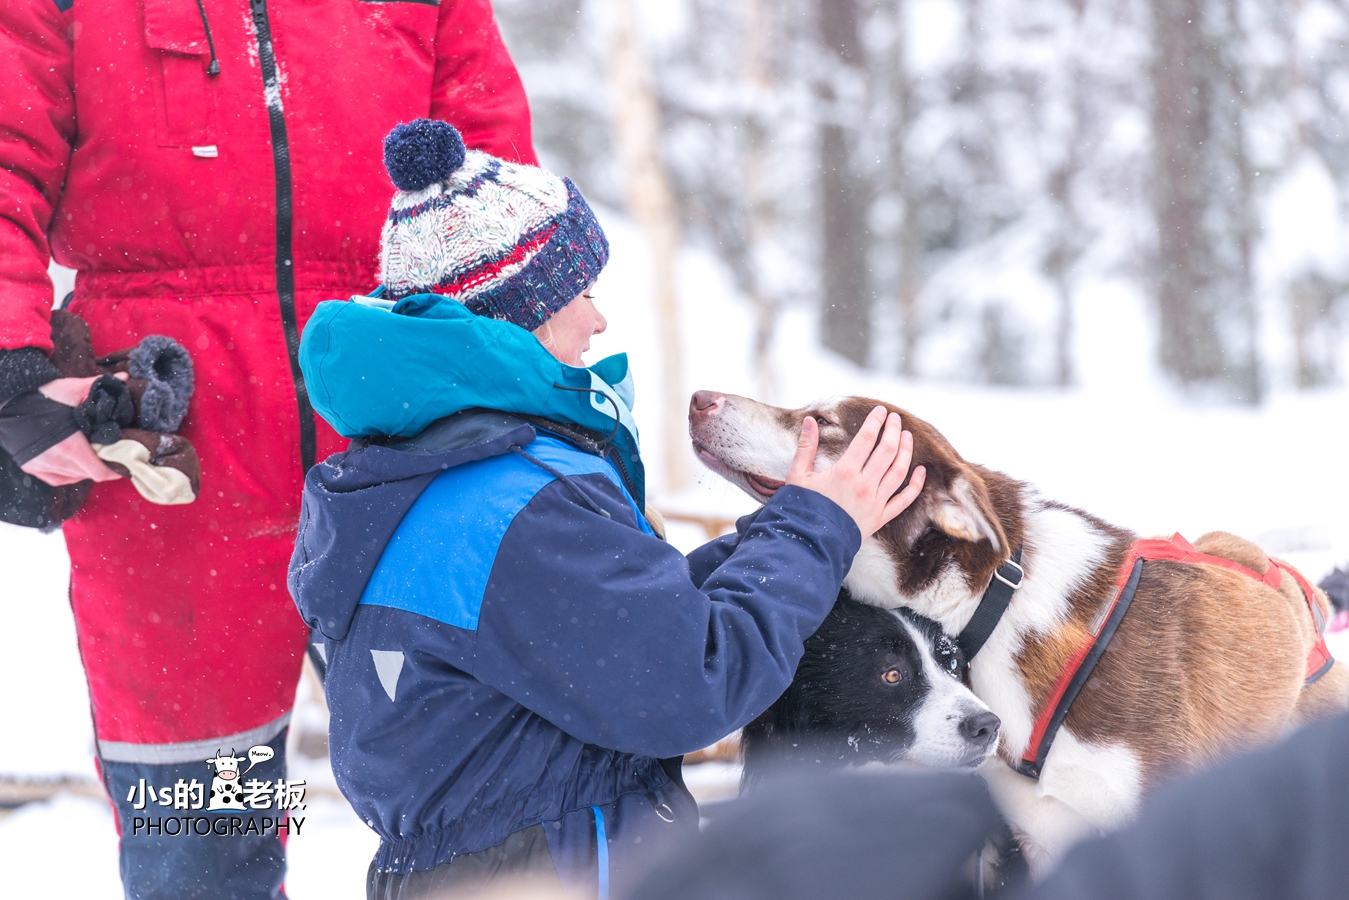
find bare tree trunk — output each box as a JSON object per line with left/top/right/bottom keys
{"left": 816, "top": 0, "right": 871, "bottom": 367}
{"left": 1044, "top": 182, "right": 1077, "bottom": 387}
{"left": 1220, "top": 0, "right": 1260, "bottom": 402}
{"left": 1150, "top": 0, "right": 1259, "bottom": 400}
{"left": 1279, "top": 0, "right": 1340, "bottom": 389}
{"left": 605, "top": 0, "right": 690, "bottom": 492}
{"left": 1045, "top": 4, "right": 1086, "bottom": 388}
{"left": 1151, "top": 0, "right": 1223, "bottom": 384}
{"left": 1291, "top": 274, "right": 1342, "bottom": 387}
{"left": 891, "top": 0, "right": 921, "bottom": 377}
{"left": 741, "top": 0, "right": 781, "bottom": 401}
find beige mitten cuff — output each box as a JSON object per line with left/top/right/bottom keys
{"left": 93, "top": 429, "right": 201, "bottom": 505}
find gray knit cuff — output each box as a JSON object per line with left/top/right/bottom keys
{"left": 0, "top": 348, "right": 60, "bottom": 409}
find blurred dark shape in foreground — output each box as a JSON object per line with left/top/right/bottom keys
{"left": 622, "top": 768, "right": 1017, "bottom": 900}
{"left": 624, "top": 711, "right": 1349, "bottom": 900}
{"left": 1019, "top": 709, "right": 1349, "bottom": 900}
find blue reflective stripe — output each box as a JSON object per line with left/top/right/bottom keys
{"left": 591, "top": 805, "right": 609, "bottom": 900}
{"left": 359, "top": 435, "right": 649, "bottom": 629}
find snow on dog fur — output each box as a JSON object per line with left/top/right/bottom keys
{"left": 740, "top": 594, "right": 1000, "bottom": 789}
{"left": 689, "top": 390, "right": 1349, "bottom": 875}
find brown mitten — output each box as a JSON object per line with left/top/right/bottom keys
{"left": 49, "top": 310, "right": 102, "bottom": 377}
{"left": 93, "top": 429, "right": 200, "bottom": 505}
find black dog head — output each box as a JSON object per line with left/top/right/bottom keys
{"left": 742, "top": 595, "right": 999, "bottom": 787}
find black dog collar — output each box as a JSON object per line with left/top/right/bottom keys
{"left": 956, "top": 546, "right": 1024, "bottom": 661}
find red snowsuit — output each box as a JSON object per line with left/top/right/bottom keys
{"left": 1, "top": 0, "right": 534, "bottom": 758}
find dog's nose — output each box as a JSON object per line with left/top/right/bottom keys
{"left": 959, "top": 710, "right": 1001, "bottom": 749}
{"left": 689, "top": 390, "right": 725, "bottom": 417}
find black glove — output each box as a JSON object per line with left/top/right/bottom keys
{"left": 0, "top": 389, "right": 80, "bottom": 466}
{"left": 0, "top": 346, "right": 79, "bottom": 528}
{"left": 0, "top": 373, "right": 134, "bottom": 465}
{"left": 0, "top": 348, "right": 134, "bottom": 528}
{"left": 0, "top": 447, "right": 91, "bottom": 530}
{"left": 0, "top": 346, "right": 70, "bottom": 465}
{"left": 73, "top": 374, "right": 136, "bottom": 444}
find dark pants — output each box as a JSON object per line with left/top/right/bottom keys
{"left": 367, "top": 824, "right": 562, "bottom": 900}
{"left": 99, "top": 730, "right": 291, "bottom": 900}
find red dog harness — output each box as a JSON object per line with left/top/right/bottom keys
{"left": 1010, "top": 533, "right": 1334, "bottom": 779}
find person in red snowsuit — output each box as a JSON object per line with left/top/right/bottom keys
{"left": 0, "top": 0, "right": 535, "bottom": 895}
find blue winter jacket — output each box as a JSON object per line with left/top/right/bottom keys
{"left": 288, "top": 294, "right": 862, "bottom": 890}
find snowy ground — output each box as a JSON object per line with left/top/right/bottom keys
{"left": 3, "top": 210, "right": 1348, "bottom": 896}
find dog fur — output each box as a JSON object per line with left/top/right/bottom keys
{"left": 689, "top": 390, "right": 1349, "bottom": 874}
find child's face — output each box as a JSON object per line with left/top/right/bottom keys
{"left": 534, "top": 289, "right": 606, "bottom": 366}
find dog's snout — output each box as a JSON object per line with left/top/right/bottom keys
{"left": 959, "top": 710, "right": 1001, "bottom": 749}
{"left": 689, "top": 390, "right": 726, "bottom": 416}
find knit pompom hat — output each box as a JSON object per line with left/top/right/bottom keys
{"left": 378, "top": 119, "right": 609, "bottom": 330}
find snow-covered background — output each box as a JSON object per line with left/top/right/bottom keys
{"left": 500, "top": 0, "right": 1349, "bottom": 399}
{"left": 3, "top": 209, "right": 1347, "bottom": 896}
{"left": 6, "top": 0, "right": 1349, "bottom": 894}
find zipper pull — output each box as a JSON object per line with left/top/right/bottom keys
{"left": 193, "top": 0, "right": 221, "bottom": 76}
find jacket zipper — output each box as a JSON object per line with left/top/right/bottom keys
{"left": 604, "top": 446, "right": 642, "bottom": 509}
{"left": 248, "top": 0, "right": 317, "bottom": 474}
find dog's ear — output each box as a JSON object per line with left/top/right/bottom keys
{"left": 930, "top": 472, "right": 1005, "bottom": 552}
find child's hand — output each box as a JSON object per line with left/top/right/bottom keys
{"left": 784, "top": 406, "right": 925, "bottom": 540}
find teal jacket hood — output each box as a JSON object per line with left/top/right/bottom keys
{"left": 299, "top": 291, "right": 646, "bottom": 504}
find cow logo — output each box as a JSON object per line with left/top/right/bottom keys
{"left": 124, "top": 743, "right": 306, "bottom": 838}
{"left": 207, "top": 745, "right": 274, "bottom": 811}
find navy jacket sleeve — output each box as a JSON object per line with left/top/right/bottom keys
{"left": 684, "top": 508, "right": 767, "bottom": 589}
{"left": 471, "top": 478, "right": 860, "bottom": 759}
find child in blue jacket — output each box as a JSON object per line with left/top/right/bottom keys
{"left": 288, "top": 120, "right": 926, "bottom": 900}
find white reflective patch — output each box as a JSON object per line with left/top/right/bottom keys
{"left": 191, "top": 145, "right": 219, "bottom": 158}
{"left": 312, "top": 642, "right": 327, "bottom": 664}
{"left": 370, "top": 650, "right": 405, "bottom": 701}
{"left": 98, "top": 712, "right": 291, "bottom": 765}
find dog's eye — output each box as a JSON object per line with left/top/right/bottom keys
{"left": 935, "top": 637, "right": 965, "bottom": 676}
{"left": 881, "top": 667, "right": 904, "bottom": 684}
{"left": 812, "top": 415, "right": 832, "bottom": 427}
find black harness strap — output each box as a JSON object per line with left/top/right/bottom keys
{"left": 957, "top": 546, "right": 1024, "bottom": 661}
{"left": 1013, "top": 557, "right": 1144, "bottom": 779}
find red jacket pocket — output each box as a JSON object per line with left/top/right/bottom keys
{"left": 142, "top": 0, "right": 218, "bottom": 148}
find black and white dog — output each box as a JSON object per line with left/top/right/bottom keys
{"left": 742, "top": 593, "right": 1001, "bottom": 787}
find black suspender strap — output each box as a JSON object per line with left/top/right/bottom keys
{"left": 957, "top": 546, "right": 1024, "bottom": 661}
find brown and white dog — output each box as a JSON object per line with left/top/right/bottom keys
{"left": 689, "top": 389, "right": 1349, "bottom": 874}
